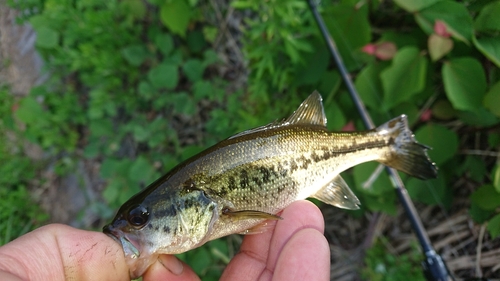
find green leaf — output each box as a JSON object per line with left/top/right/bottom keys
{"left": 442, "top": 57, "right": 487, "bottom": 112}
{"left": 428, "top": 34, "right": 453, "bottom": 61}
{"left": 160, "top": 0, "right": 191, "bottom": 37}
{"left": 487, "top": 214, "right": 500, "bottom": 238}
{"left": 292, "top": 43, "right": 329, "bottom": 86}
{"left": 129, "top": 156, "right": 155, "bottom": 183}
{"left": 187, "top": 30, "right": 207, "bottom": 53}
{"left": 473, "top": 35, "right": 500, "bottom": 68}
{"left": 457, "top": 107, "right": 499, "bottom": 127}
{"left": 323, "top": 2, "right": 371, "bottom": 70}
{"left": 155, "top": 33, "right": 174, "bottom": 56}
{"left": 355, "top": 63, "right": 385, "bottom": 111}
{"left": 415, "top": 1, "right": 473, "bottom": 43}
{"left": 474, "top": 1, "right": 500, "bottom": 32}
{"left": 470, "top": 184, "right": 500, "bottom": 210}
{"left": 406, "top": 176, "right": 450, "bottom": 207}
{"left": 380, "top": 47, "right": 427, "bottom": 110}
{"left": 35, "top": 26, "right": 59, "bottom": 49}
{"left": 121, "top": 45, "right": 148, "bottom": 66}
{"left": 15, "top": 97, "right": 46, "bottom": 125}
{"left": 469, "top": 202, "right": 495, "bottom": 224}
{"left": 393, "top": 0, "right": 440, "bottom": 12}
{"left": 483, "top": 81, "right": 500, "bottom": 117}
{"left": 148, "top": 63, "right": 179, "bottom": 89}
{"left": 182, "top": 59, "right": 204, "bottom": 82}
{"left": 414, "top": 123, "right": 458, "bottom": 165}
{"left": 170, "top": 92, "right": 197, "bottom": 115}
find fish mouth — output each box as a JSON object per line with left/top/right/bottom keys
{"left": 103, "top": 224, "right": 141, "bottom": 259}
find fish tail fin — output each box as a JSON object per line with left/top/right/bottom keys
{"left": 377, "top": 115, "right": 438, "bottom": 180}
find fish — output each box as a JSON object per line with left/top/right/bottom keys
{"left": 103, "top": 91, "right": 437, "bottom": 278}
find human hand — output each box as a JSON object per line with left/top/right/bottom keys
{"left": 0, "top": 200, "right": 329, "bottom": 281}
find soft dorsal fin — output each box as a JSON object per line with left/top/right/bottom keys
{"left": 285, "top": 90, "right": 327, "bottom": 126}
{"left": 228, "top": 91, "right": 327, "bottom": 139}
{"left": 310, "top": 175, "right": 360, "bottom": 210}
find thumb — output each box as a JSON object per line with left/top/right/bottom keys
{"left": 0, "top": 224, "right": 130, "bottom": 281}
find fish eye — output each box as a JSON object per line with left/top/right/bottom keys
{"left": 127, "top": 205, "right": 149, "bottom": 228}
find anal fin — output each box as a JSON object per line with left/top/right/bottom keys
{"left": 311, "top": 176, "right": 360, "bottom": 210}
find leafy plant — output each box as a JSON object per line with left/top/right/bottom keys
{"left": 0, "top": 87, "right": 48, "bottom": 245}
{"left": 362, "top": 238, "right": 426, "bottom": 281}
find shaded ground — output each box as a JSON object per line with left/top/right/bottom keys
{"left": 1, "top": 1, "right": 498, "bottom": 280}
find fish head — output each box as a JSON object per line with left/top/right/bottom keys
{"left": 103, "top": 187, "right": 219, "bottom": 278}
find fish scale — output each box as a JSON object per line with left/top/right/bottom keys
{"left": 103, "top": 91, "right": 438, "bottom": 278}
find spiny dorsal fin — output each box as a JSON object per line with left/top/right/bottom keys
{"left": 228, "top": 91, "right": 327, "bottom": 139}
{"left": 285, "top": 90, "right": 327, "bottom": 126}
{"left": 311, "top": 175, "right": 360, "bottom": 210}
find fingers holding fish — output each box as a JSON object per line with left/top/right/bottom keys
{"left": 142, "top": 255, "right": 200, "bottom": 281}
{"left": 220, "top": 200, "right": 328, "bottom": 281}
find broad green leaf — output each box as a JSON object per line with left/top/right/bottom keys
{"left": 473, "top": 35, "right": 500, "bottom": 68}
{"left": 393, "top": 0, "right": 441, "bottom": 12}
{"left": 415, "top": 1, "right": 473, "bottom": 43}
{"left": 187, "top": 30, "right": 207, "bottom": 53}
{"left": 391, "top": 102, "right": 420, "bottom": 125}
{"left": 457, "top": 107, "right": 499, "bottom": 127}
{"left": 15, "top": 97, "right": 46, "bottom": 125}
{"left": 182, "top": 59, "right": 204, "bottom": 82}
{"left": 129, "top": 156, "right": 155, "bottom": 183}
{"left": 380, "top": 47, "right": 427, "bottom": 110}
{"left": 120, "top": 0, "right": 146, "bottom": 20}
{"left": 428, "top": 34, "right": 453, "bottom": 61}
{"left": 406, "top": 176, "right": 450, "bottom": 207}
{"left": 353, "top": 162, "right": 392, "bottom": 196}
{"left": 138, "top": 81, "right": 154, "bottom": 99}
{"left": 484, "top": 81, "right": 500, "bottom": 117}
{"left": 35, "top": 26, "right": 59, "bottom": 49}
{"left": 323, "top": 2, "right": 371, "bottom": 70}
{"left": 324, "top": 100, "right": 346, "bottom": 131}
{"left": 474, "top": 1, "right": 500, "bottom": 32}
{"left": 470, "top": 184, "right": 500, "bottom": 210}
{"left": 160, "top": 0, "right": 191, "bottom": 37}
{"left": 414, "top": 123, "right": 458, "bottom": 165}
{"left": 469, "top": 202, "right": 495, "bottom": 223}
{"left": 121, "top": 45, "right": 148, "bottom": 66}
{"left": 170, "top": 92, "right": 197, "bottom": 116}
{"left": 442, "top": 57, "right": 487, "bottom": 112}
{"left": 355, "top": 63, "right": 384, "bottom": 111}
{"left": 458, "top": 156, "right": 486, "bottom": 183}
{"left": 148, "top": 63, "right": 178, "bottom": 89}
{"left": 293, "top": 43, "right": 329, "bottom": 86}
{"left": 155, "top": 33, "right": 174, "bottom": 56}
{"left": 487, "top": 214, "right": 500, "bottom": 238}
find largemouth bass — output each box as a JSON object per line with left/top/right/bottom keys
{"left": 103, "top": 91, "right": 437, "bottom": 278}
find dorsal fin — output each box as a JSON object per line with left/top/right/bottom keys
{"left": 228, "top": 91, "right": 327, "bottom": 139}
{"left": 285, "top": 90, "right": 327, "bottom": 126}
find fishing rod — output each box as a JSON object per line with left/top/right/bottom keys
{"left": 306, "top": 1, "right": 454, "bottom": 280}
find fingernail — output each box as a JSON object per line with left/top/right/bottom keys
{"left": 158, "top": 255, "right": 184, "bottom": 275}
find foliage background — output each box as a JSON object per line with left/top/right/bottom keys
{"left": 1, "top": 0, "right": 499, "bottom": 280}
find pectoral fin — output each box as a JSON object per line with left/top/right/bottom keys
{"left": 223, "top": 208, "right": 283, "bottom": 220}
{"left": 311, "top": 176, "right": 360, "bottom": 210}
